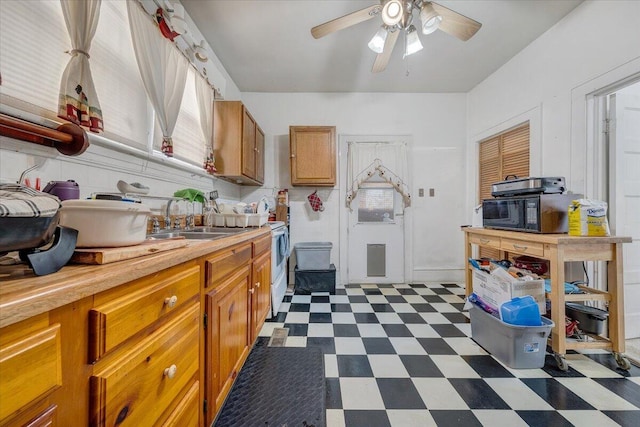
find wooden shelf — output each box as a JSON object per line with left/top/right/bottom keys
{"left": 0, "top": 112, "right": 89, "bottom": 156}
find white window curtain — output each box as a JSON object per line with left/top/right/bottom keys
{"left": 127, "top": 0, "right": 188, "bottom": 157}
{"left": 194, "top": 74, "right": 216, "bottom": 174}
{"left": 58, "top": 0, "right": 104, "bottom": 133}
{"left": 346, "top": 141, "right": 411, "bottom": 209}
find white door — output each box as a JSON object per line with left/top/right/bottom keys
{"left": 610, "top": 89, "right": 640, "bottom": 339}
{"left": 347, "top": 182, "right": 404, "bottom": 284}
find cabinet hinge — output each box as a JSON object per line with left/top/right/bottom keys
{"left": 203, "top": 399, "right": 207, "bottom": 413}
{"left": 604, "top": 118, "right": 610, "bottom": 135}
{"left": 203, "top": 313, "right": 208, "bottom": 329}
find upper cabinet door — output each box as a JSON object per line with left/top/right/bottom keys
{"left": 213, "top": 101, "right": 264, "bottom": 186}
{"left": 290, "top": 126, "right": 336, "bottom": 186}
{"left": 255, "top": 126, "right": 265, "bottom": 184}
{"left": 241, "top": 108, "right": 256, "bottom": 179}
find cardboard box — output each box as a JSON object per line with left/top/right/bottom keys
{"left": 472, "top": 268, "right": 546, "bottom": 314}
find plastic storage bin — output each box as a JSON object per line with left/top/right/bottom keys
{"left": 565, "top": 303, "right": 608, "bottom": 335}
{"left": 294, "top": 264, "right": 336, "bottom": 294}
{"left": 469, "top": 303, "right": 554, "bottom": 369}
{"left": 294, "top": 242, "right": 332, "bottom": 270}
{"left": 500, "top": 296, "right": 542, "bottom": 326}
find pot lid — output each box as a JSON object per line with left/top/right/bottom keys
{"left": 61, "top": 199, "right": 150, "bottom": 213}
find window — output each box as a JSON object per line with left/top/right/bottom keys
{"left": 154, "top": 68, "right": 206, "bottom": 165}
{"left": 357, "top": 186, "right": 395, "bottom": 223}
{"left": 0, "top": 0, "right": 209, "bottom": 168}
{"left": 478, "top": 123, "right": 530, "bottom": 258}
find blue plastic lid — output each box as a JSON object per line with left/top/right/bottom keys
{"left": 501, "top": 296, "right": 542, "bottom": 326}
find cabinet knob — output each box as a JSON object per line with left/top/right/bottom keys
{"left": 164, "top": 295, "right": 178, "bottom": 308}
{"left": 290, "top": 154, "right": 295, "bottom": 158}
{"left": 164, "top": 364, "right": 177, "bottom": 379}
{"left": 255, "top": 282, "right": 261, "bottom": 288}
{"left": 249, "top": 288, "right": 255, "bottom": 294}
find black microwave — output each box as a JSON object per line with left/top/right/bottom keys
{"left": 482, "top": 193, "right": 581, "bottom": 233}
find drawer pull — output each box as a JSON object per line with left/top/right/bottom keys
{"left": 228, "top": 302, "right": 235, "bottom": 321}
{"left": 513, "top": 244, "right": 528, "bottom": 250}
{"left": 164, "top": 364, "right": 177, "bottom": 379}
{"left": 255, "top": 282, "right": 261, "bottom": 288}
{"left": 164, "top": 295, "right": 178, "bottom": 308}
{"left": 479, "top": 238, "right": 490, "bottom": 244}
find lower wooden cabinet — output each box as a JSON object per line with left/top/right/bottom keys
{"left": 0, "top": 229, "right": 272, "bottom": 427}
{"left": 0, "top": 315, "right": 61, "bottom": 426}
{"left": 204, "top": 265, "right": 251, "bottom": 425}
{"left": 251, "top": 250, "right": 272, "bottom": 342}
{"left": 90, "top": 304, "right": 200, "bottom": 427}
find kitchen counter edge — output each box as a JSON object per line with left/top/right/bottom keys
{"left": 0, "top": 227, "right": 271, "bottom": 328}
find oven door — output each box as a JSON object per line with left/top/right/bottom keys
{"left": 482, "top": 198, "right": 526, "bottom": 230}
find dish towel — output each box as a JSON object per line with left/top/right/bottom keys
{"left": 0, "top": 184, "right": 61, "bottom": 217}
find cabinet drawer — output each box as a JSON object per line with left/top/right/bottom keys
{"left": 501, "top": 238, "right": 545, "bottom": 257}
{"left": 24, "top": 405, "right": 57, "bottom": 427}
{"left": 206, "top": 243, "right": 251, "bottom": 287}
{"left": 252, "top": 233, "right": 271, "bottom": 257}
{"left": 89, "top": 265, "right": 200, "bottom": 362}
{"left": 159, "top": 381, "right": 199, "bottom": 427}
{"left": 90, "top": 303, "right": 199, "bottom": 427}
{"left": 0, "top": 325, "right": 62, "bottom": 423}
{"left": 469, "top": 234, "right": 501, "bottom": 249}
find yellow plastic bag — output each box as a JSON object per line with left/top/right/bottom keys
{"left": 568, "top": 199, "right": 610, "bottom": 236}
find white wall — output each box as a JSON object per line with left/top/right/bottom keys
{"left": 241, "top": 92, "right": 468, "bottom": 284}
{"left": 0, "top": 135, "right": 241, "bottom": 214}
{"left": 466, "top": 0, "right": 640, "bottom": 212}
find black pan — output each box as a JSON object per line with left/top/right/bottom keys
{"left": 0, "top": 212, "right": 60, "bottom": 255}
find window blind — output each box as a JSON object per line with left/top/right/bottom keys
{"left": 0, "top": 1, "right": 68, "bottom": 116}
{"left": 478, "top": 123, "right": 530, "bottom": 259}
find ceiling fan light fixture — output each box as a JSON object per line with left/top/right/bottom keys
{"left": 404, "top": 25, "right": 423, "bottom": 57}
{"left": 419, "top": 3, "right": 442, "bottom": 35}
{"left": 368, "top": 26, "right": 388, "bottom": 54}
{"left": 381, "top": 0, "right": 403, "bottom": 26}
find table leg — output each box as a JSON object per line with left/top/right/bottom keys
{"left": 608, "top": 243, "right": 625, "bottom": 353}
{"left": 464, "top": 232, "right": 472, "bottom": 296}
{"left": 548, "top": 245, "right": 566, "bottom": 356}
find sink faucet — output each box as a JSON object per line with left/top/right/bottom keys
{"left": 150, "top": 217, "right": 160, "bottom": 234}
{"left": 164, "top": 199, "right": 175, "bottom": 230}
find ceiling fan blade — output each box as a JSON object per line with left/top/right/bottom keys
{"left": 431, "top": 2, "right": 482, "bottom": 41}
{"left": 311, "top": 4, "right": 382, "bottom": 39}
{"left": 372, "top": 29, "right": 399, "bottom": 73}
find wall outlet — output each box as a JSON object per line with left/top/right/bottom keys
{"left": 429, "top": 188, "right": 435, "bottom": 197}
{"left": 418, "top": 188, "right": 424, "bottom": 197}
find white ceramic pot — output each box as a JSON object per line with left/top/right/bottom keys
{"left": 59, "top": 200, "right": 151, "bottom": 248}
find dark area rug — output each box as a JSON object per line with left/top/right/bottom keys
{"left": 214, "top": 346, "right": 325, "bottom": 427}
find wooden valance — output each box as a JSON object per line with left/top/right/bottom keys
{"left": 0, "top": 112, "right": 89, "bottom": 156}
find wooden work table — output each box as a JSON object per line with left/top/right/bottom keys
{"left": 462, "top": 227, "right": 632, "bottom": 370}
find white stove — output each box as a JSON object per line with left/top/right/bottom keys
{"left": 267, "top": 221, "right": 289, "bottom": 318}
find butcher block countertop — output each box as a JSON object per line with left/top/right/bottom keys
{"left": 0, "top": 227, "right": 270, "bottom": 328}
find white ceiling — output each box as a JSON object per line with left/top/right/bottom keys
{"left": 181, "top": 0, "right": 584, "bottom": 93}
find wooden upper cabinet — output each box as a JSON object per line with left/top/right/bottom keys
{"left": 213, "top": 101, "right": 264, "bottom": 186}
{"left": 289, "top": 126, "right": 336, "bottom": 186}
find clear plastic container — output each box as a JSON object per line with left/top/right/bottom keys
{"left": 500, "top": 296, "right": 542, "bottom": 326}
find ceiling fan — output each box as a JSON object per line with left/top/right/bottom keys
{"left": 311, "top": 0, "right": 482, "bottom": 73}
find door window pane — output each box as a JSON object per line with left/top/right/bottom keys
{"left": 357, "top": 188, "right": 394, "bottom": 223}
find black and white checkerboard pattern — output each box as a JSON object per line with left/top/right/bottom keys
{"left": 258, "top": 283, "right": 640, "bottom": 427}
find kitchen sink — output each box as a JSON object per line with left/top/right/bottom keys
{"left": 146, "top": 227, "right": 251, "bottom": 241}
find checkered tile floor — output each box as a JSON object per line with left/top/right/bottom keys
{"left": 256, "top": 283, "right": 640, "bottom": 427}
